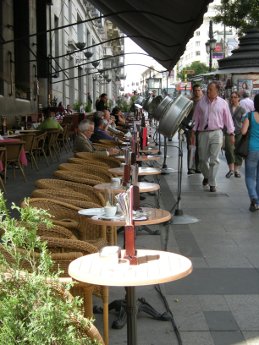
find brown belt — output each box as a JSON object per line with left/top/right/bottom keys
{"left": 199, "top": 129, "right": 222, "bottom": 132}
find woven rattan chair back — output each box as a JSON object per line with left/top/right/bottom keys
{"left": 58, "top": 163, "right": 112, "bottom": 182}
{"left": 31, "top": 189, "right": 102, "bottom": 209}
{"left": 53, "top": 170, "right": 104, "bottom": 186}
{"left": 21, "top": 198, "right": 107, "bottom": 247}
{"left": 35, "top": 178, "right": 105, "bottom": 206}
{"left": 68, "top": 157, "right": 108, "bottom": 168}
{"left": 75, "top": 151, "right": 121, "bottom": 168}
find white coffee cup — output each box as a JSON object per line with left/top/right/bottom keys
{"left": 99, "top": 246, "right": 121, "bottom": 267}
{"left": 111, "top": 177, "right": 121, "bottom": 187}
{"left": 104, "top": 205, "right": 117, "bottom": 217}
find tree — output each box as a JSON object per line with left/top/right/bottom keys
{"left": 178, "top": 61, "right": 209, "bottom": 80}
{"left": 213, "top": 0, "right": 259, "bottom": 35}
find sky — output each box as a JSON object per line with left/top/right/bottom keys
{"left": 123, "top": 38, "right": 163, "bottom": 93}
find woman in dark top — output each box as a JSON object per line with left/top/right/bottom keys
{"left": 241, "top": 94, "right": 259, "bottom": 212}
{"left": 225, "top": 91, "right": 246, "bottom": 178}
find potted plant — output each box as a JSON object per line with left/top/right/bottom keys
{"left": 0, "top": 193, "right": 103, "bottom": 345}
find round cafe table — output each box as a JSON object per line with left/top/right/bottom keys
{"left": 108, "top": 166, "right": 161, "bottom": 177}
{"left": 83, "top": 207, "right": 171, "bottom": 245}
{"left": 94, "top": 182, "right": 161, "bottom": 209}
{"left": 93, "top": 181, "right": 160, "bottom": 194}
{"left": 69, "top": 249, "right": 192, "bottom": 345}
{"left": 115, "top": 155, "right": 161, "bottom": 163}
{"left": 139, "top": 147, "right": 159, "bottom": 154}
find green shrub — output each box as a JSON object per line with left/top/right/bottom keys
{"left": 0, "top": 194, "right": 100, "bottom": 345}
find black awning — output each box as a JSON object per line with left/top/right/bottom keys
{"left": 89, "top": 0, "right": 212, "bottom": 71}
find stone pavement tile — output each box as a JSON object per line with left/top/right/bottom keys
{"left": 243, "top": 332, "right": 259, "bottom": 344}
{"left": 204, "top": 311, "right": 240, "bottom": 330}
{"left": 210, "top": 331, "right": 246, "bottom": 345}
{"left": 179, "top": 331, "right": 214, "bottom": 345}
{"left": 166, "top": 295, "right": 208, "bottom": 331}
{"left": 173, "top": 228, "right": 203, "bottom": 257}
{"left": 202, "top": 252, "right": 253, "bottom": 268}
{"left": 225, "top": 295, "right": 259, "bottom": 331}
{"left": 165, "top": 268, "right": 259, "bottom": 295}
{"left": 198, "top": 295, "right": 229, "bottom": 311}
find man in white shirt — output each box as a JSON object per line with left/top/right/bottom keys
{"left": 240, "top": 92, "right": 254, "bottom": 113}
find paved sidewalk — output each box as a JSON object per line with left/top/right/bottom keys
{"left": 96, "top": 137, "right": 259, "bottom": 345}
{"left": 3, "top": 139, "right": 259, "bottom": 345}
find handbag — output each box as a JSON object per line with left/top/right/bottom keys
{"left": 235, "top": 112, "right": 252, "bottom": 158}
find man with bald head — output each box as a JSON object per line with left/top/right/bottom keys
{"left": 191, "top": 82, "right": 235, "bottom": 192}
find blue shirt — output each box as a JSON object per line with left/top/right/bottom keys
{"left": 245, "top": 112, "right": 259, "bottom": 151}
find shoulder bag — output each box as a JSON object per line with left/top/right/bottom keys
{"left": 234, "top": 112, "right": 252, "bottom": 158}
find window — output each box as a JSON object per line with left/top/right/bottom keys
{"left": 196, "top": 51, "right": 201, "bottom": 56}
{"left": 14, "top": 0, "right": 30, "bottom": 99}
{"left": 195, "top": 41, "right": 200, "bottom": 47}
{"left": 196, "top": 31, "right": 200, "bottom": 36}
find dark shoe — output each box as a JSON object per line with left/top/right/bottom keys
{"left": 187, "top": 169, "right": 195, "bottom": 175}
{"left": 195, "top": 170, "right": 201, "bottom": 174}
{"left": 202, "top": 178, "right": 209, "bottom": 186}
{"left": 210, "top": 186, "right": 216, "bottom": 192}
{"left": 249, "top": 199, "right": 259, "bottom": 212}
{"left": 234, "top": 171, "right": 241, "bottom": 178}
{"left": 226, "top": 170, "right": 234, "bottom": 178}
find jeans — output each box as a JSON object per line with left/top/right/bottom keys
{"left": 245, "top": 151, "right": 259, "bottom": 203}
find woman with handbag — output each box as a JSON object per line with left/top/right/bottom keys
{"left": 225, "top": 92, "right": 246, "bottom": 178}
{"left": 241, "top": 94, "right": 259, "bottom": 212}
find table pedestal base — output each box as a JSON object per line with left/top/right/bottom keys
{"left": 106, "top": 296, "right": 171, "bottom": 329}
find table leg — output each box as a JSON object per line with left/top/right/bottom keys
{"left": 126, "top": 286, "right": 137, "bottom": 345}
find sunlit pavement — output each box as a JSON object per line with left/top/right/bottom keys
{"left": 4, "top": 139, "right": 259, "bottom": 345}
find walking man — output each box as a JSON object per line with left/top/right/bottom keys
{"left": 191, "top": 82, "right": 235, "bottom": 192}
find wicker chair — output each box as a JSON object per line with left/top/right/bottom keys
{"left": 68, "top": 157, "right": 108, "bottom": 169}
{"left": 57, "top": 124, "right": 71, "bottom": 152}
{"left": 44, "top": 129, "right": 61, "bottom": 162}
{"left": 20, "top": 132, "right": 38, "bottom": 170}
{"left": 58, "top": 163, "right": 113, "bottom": 182}
{"left": 21, "top": 198, "right": 107, "bottom": 248}
{"left": 37, "top": 222, "right": 77, "bottom": 239}
{"left": 4, "top": 141, "right": 27, "bottom": 183}
{"left": 31, "top": 189, "right": 102, "bottom": 209}
{"left": 35, "top": 179, "right": 105, "bottom": 206}
{"left": 53, "top": 170, "right": 104, "bottom": 186}
{"left": 75, "top": 152, "right": 121, "bottom": 168}
{"left": 31, "top": 131, "right": 49, "bottom": 167}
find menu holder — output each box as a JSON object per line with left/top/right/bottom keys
{"left": 122, "top": 164, "right": 131, "bottom": 187}
{"left": 141, "top": 127, "right": 147, "bottom": 149}
{"left": 131, "top": 164, "right": 140, "bottom": 211}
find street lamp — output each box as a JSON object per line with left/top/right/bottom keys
{"left": 205, "top": 20, "right": 216, "bottom": 72}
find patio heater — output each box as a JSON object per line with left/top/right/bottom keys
{"left": 153, "top": 95, "right": 177, "bottom": 173}
{"left": 158, "top": 94, "right": 199, "bottom": 225}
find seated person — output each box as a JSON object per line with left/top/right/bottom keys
{"left": 73, "top": 119, "right": 119, "bottom": 156}
{"left": 38, "top": 108, "right": 63, "bottom": 131}
{"left": 111, "top": 106, "right": 126, "bottom": 126}
{"left": 91, "top": 117, "right": 116, "bottom": 143}
{"left": 66, "top": 104, "right": 73, "bottom": 114}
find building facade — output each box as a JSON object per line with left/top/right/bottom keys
{"left": 0, "top": 0, "right": 124, "bottom": 125}
{"left": 178, "top": 0, "right": 238, "bottom": 73}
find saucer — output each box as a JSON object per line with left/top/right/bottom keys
{"left": 78, "top": 208, "right": 104, "bottom": 216}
